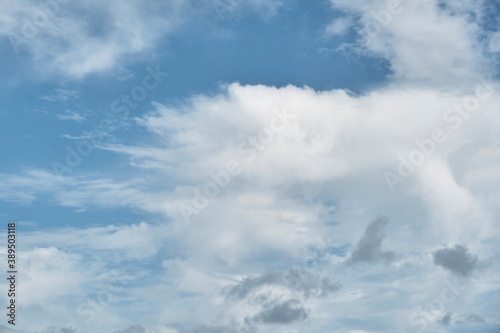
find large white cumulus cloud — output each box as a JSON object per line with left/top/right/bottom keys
{"left": 105, "top": 80, "right": 499, "bottom": 250}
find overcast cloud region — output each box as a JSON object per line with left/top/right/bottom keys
{"left": 0, "top": 0, "right": 500, "bottom": 332}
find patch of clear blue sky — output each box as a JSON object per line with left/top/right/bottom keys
{"left": 0, "top": 0, "right": 391, "bottom": 228}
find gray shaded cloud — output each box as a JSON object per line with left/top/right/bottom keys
{"left": 439, "top": 312, "right": 452, "bottom": 326}
{"left": 225, "top": 268, "right": 340, "bottom": 327}
{"left": 252, "top": 299, "right": 308, "bottom": 324}
{"left": 228, "top": 270, "right": 281, "bottom": 299}
{"left": 114, "top": 326, "right": 146, "bottom": 333}
{"left": 180, "top": 325, "right": 248, "bottom": 333}
{"left": 462, "top": 313, "right": 486, "bottom": 323}
{"left": 227, "top": 268, "right": 341, "bottom": 300}
{"left": 433, "top": 244, "right": 480, "bottom": 277}
{"left": 348, "top": 216, "right": 395, "bottom": 264}
{"left": 456, "top": 313, "right": 486, "bottom": 324}
{"left": 436, "top": 312, "right": 487, "bottom": 327}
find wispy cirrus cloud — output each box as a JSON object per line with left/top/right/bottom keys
{"left": 41, "top": 88, "right": 80, "bottom": 102}
{"left": 56, "top": 109, "right": 88, "bottom": 122}
{"left": 0, "top": 0, "right": 287, "bottom": 78}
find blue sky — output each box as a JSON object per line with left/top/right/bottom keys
{"left": 0, "top": 0, "right": 499, "bottom": 333}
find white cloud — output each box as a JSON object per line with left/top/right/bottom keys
{"left": 12, "top": 247, "right": 86, "bottom": 305}
{"left": 2, "top": 72, "right": 499, "bottom": 331}
{"left": 324, "top": 17, "right": 352, "bottom": 37}
{"left": 0, "top": 0, "right": 176, "bottom": 77}
{"left": 105, "top": 81, "right": 498, "bottom": 245}
{"left": 3, "top": 76, "right": 500, "bottom": 265}
{"left": 56, "top": 109, "right": 87, "bottom": 122}
{"left": 0, "top": 0, "right": 286, "bottom": 78}
{"left": 327, "top": 0, "right": 496, "bottom": 86}
{"left": 41, "top": 88, "right": 80, "bottom": 102}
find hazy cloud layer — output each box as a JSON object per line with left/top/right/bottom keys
{"left": 252, "top": 299, "right": 308, "bottom": 324}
